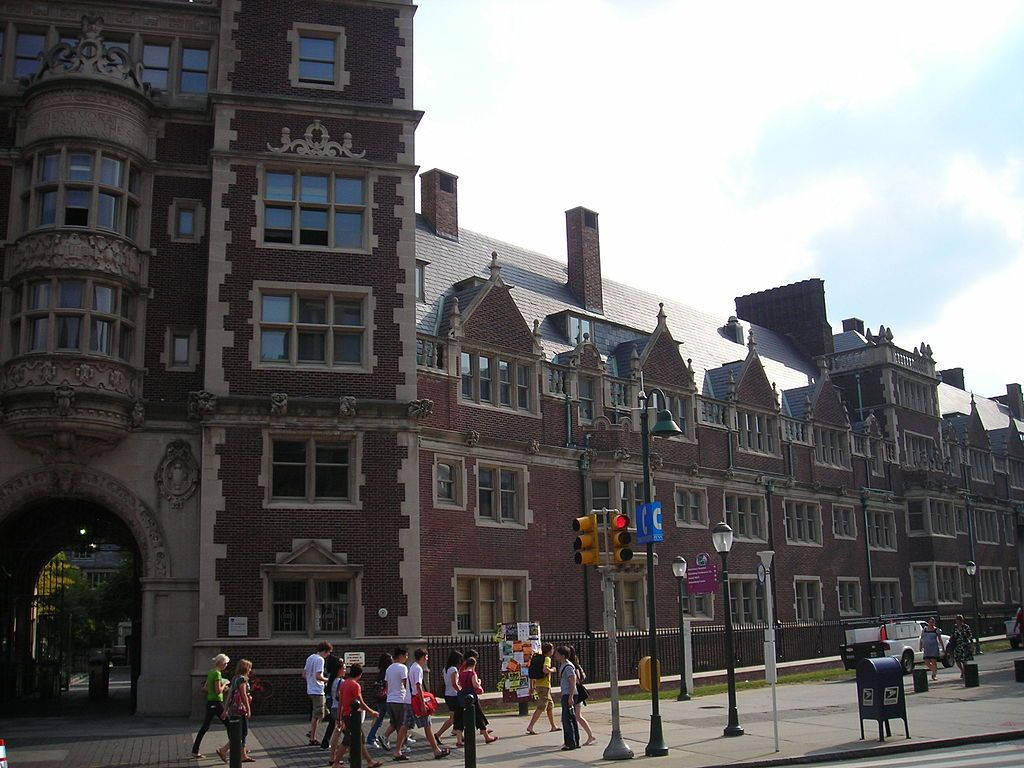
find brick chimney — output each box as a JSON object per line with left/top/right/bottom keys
{"left": 939, "top": 368, "right": 965, "bottom": 390}
{"left": 1006, "top": 383, "right": 1023, "bottom": 420}
{"left": 734, "top": 279, "right": 833, "bottom": 358}
{"left": 842, "top": 317, "right": 865, "bottom": 335}
{"left": 565, "top": 206, "right": 603, "bottom": 313}
{"left": 421, "top": 169, "right": 458, "bottom": 240}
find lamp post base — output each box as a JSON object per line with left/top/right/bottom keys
{"left": 603, "top": 730, "right": 634, "bottom": 761}
{"left": 645, "top": 715, "right": 669, "bottom": 756}
{"left": 724, "top": 724, "right": 745, "bottom": 738}
{"left": 676, "top": 691, "right": 691, "bottom": 702}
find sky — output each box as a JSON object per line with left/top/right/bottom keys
{"left": 412, "top": 0, "right": 1024, "bottom": 398}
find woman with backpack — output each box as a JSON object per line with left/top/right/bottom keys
{"left": 566, "top": 646, "right": 595, "bottom": 745}
{"left": 434, "top": 650, "right": 464, "bottom": 747}
{"left": 525, "top": 642, "right": 559, "bottom": 735}
{"left": 215, "top": 659, "right": 254, "bottom": 763}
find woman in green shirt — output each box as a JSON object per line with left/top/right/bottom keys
{"left": 191, "top": 653, "right": 230, "bottom": 758}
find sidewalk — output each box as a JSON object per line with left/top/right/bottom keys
{"left": 1, "top": 647, "right": 1021, "bottom": 767}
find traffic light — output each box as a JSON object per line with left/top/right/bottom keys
{"left": 610, "top": 513, "right": 633, "bottom": 563}
{"left": 573, "top": 513, "right": 600, "bottom": 566}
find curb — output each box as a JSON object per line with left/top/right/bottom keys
{"left": 700, "top": 728, "right": 1024, "bottom": 768}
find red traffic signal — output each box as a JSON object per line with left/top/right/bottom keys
{"left": 612, "top": 513, "right": 629, "bottom": 530}
{"left": 611, "top": 514, "right": 633, "bottom": 563}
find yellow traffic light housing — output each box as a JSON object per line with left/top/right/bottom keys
{"left": 610, "top": 513, "right": 633, "bottom": 563}
{"left": 573, "top": 513, "right": 600, "bottom": 566}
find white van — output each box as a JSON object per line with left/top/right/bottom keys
{"left": 841, "top": 619, "right": 952, "bottom": 674}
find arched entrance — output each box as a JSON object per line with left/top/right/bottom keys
{"left": 0, "top": 465, "right": 171, "bottom": 715}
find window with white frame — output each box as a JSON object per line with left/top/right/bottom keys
{"left": 617, "top": 576, "right": 646, "bottom": 630}
{"left": 477, "top": 465, "right": 524, "bottom": 524}
{"left": 608, "top": 380, "right": 630, "bottom": 421}
{"left": 895, "top": 375, "right": 935, "bottom": 415}
{"left": 619, "top": 479, "right": 645, "bottom": 519}
{"left": 725, "top": 493, "right": 766, "bottom": 540}
{"left": 837, "top": 578, "right": 861, "bottom": 616}
{"left": 904, "top": 433, "right": 934, "bottom": 468}
{"left": 270, "top": 438, "right": 352, "bottom": 503}
{"left": 681, "top": 592, "right": 713, "bottom": 619}
{"left": 578, "top": 376, "right": 596, "bottom": 421}
{"left": 928, "top": 499, "right": 955, "bottom": 537}
{"left": 674, "top": 487, "right": 707, "bottom": 527}
{"left": 911, "top": 565, "right": 934, "bottom": 604}
{"left": 979, "top": 568, "right": 1003, "bottom": 604}
{"left": 416, "top": 338, "right": 445, "bottom": 370}
{"left": 955, "top": 506, "right": 968, "bottom": 534}
{"left": 960, "top": 566, "right": 973, "bottom": 600}
{"left": 867, "top": 510, "right": 897, "bottom": 551}
{"left": 784, "top": 500, "right": 822, "bottom": 545}
{"left": 568, "top": 315, "right": 592, "bottom": 344}
{"left": 15, "top": 31, "right": 46, "bottom": 78}
{"left": 794, "top": 578, "right": 823, "bottom": 621}
{"left": 736, "top": 410, "right": 775, "bottom": 454}
{"left": 415, "top": 262, "right": 426, "bottom": 303}
{"left": 262, "top": 170, "right": 366, "bottom": 249}
{"left": 435, "top": 458, "right": 463, "bottom": 507}
{"left": 936, "top": 565, "right": 959, "bottom": 603}
{"left": 907, "top": 499, "right": 926, "bottom": 534}
{"left": 20, "top": 147, "right": 142, "bottom": 240}
{"left": 455, "top": 575, "right": 525, "bottom": 633}
{"left": 872, "top": 580, "right": 901, "bottom": 615}
{"left": 653, "top": 391, "right": 691, "bottom": 437}
{"left": 590, "top": 478, "right": 613, "bottom": 511}
{"left": 975, "top": 508, "right": 1000, "bottom": 544}
{"left": 814, "top": 426, "right": 849, "bottom": 467}
{"left": 832, "top": 505, "right": 856, "bottom": 539}
{"left": 1005, "top": 513, "right": 1016, "bottom": 545}
{"left": 853, "top": 434, "right": 884, "bottom": 475}
{"left": 179, "top": 46, "right": 210, "bottom": 92}
{"left": 10, "top": 278, "right": 136, "bottom": 361}
{"left": 1009, "top": 568, "right": 1020, "bottom": 604}
{"left": 271, "top": 578, "right": 351, "bottom": 635}
{"left": 729, "top": 578, "right": 766, "bottom": 624}
{"left": 460, "top": 351, "right": 533, "bottom": 411}
{"left": 969, "top": 448, "right": 993, "bottom": 483}
{"left": 1009, "top": 459, "right": 1024, "bottom": 489}
{"left": 142, "top": 42, "right": 170, "bottom": 89}
{"left": 258, "top": 290, "right": 367, "bottom": 369}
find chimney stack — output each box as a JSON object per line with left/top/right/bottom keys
{"left": 421, "top": 169, "right": 458, "bottom": 240}
{"left": 1006, "top": 383, "right": 1023, "bottom": 421}
{"left": 565, "top": 206, "right": 603, "bottom": 313}
{"left": 938, "top": 368, "right": 965, "bottom": 390}
{"left": 842, "top": 317, "right": 865, "bottom": 335}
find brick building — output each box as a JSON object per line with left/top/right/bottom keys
{"left": 0, "top": 0, "right": 1020, "bottom": 718}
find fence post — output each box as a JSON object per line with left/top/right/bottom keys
{"left": 463, "top": 695, "right": 477, "bottom": 768}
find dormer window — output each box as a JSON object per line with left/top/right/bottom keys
{"left": 568, "top": 315, "right": 592, "bottom": 344}
{"left": 736, "top": 409, "right": 776, "bottom": 454}
{"left": 460, "top": 350, "right": 534, "bottom": 412}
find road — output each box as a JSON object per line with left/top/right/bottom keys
{"left": 815, "top": 738, "right": 1024, "bottom": 767}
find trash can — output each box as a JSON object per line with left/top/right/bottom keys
{"left": 1014, "top": 659, "right": 1024, "bottom": 683}
{"left": 911, "top": 668, "right": 928, "bottom": 693}
{"left": 856, "top": 656, "right": 909, "bottom": 742}
{"left": 88, "top": 651, "right": 110, "bottom": 700}
{"left": 964, "top": 662, "right": 979, "bottom": 688}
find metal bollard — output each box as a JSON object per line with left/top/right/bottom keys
{"left": 349, "top": 708, "right": 362, "bottom": 768}
{"left": 964, "top": 662, "right": 980, "bottom": 688}
{"left": 518, "top": 699, "right": 528, "bottom": 716}
{"left": 462, "top": 695, "right": 476, "bottom": 768}
{"left": 1014, "top": 659, "right": 1024, "bottom": 683}
{"left": 226, "top": 717, "right": 243, "bottom": 768}
{"left": 912, "top": 668, "right": 928, "bottom": 693}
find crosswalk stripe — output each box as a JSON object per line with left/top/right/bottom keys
{"left": 824, "top": 741, "right": 1024, "bottom": 768}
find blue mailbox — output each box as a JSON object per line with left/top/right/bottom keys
{"left": 856, "top": 656, "right": 909, "bottom": 742}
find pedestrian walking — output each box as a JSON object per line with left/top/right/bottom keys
{"left": 409, "top": 649, "right": 451, "bottom": 759}
{"left": 320, "top": 652, "right": 344, "bottom": 749}
{"left": 554, "top": 646, "right": 579, "bottom": 751}
{"left": 951, "top": 614, "right": 975, "bottom": 678}
{"left": 433, "top": 650, "right": 464, "bottom": 747}
{"left": 303, "top": 641, "right": 333, "bottom": 745}
{"left": 525, "top": 642, "right": 560, "bottom": 736}
{"left": 919, "top": 617, "right": 945, "bottom": 681}
{"left": 331, "top": 665, "right": 382, "bottom": 768}
{"left": 191, "top": 653, "right": 230, "bottom": 758}
{"left": 216, "top": 659, "right": 254, "bottom": 764}
{"left": 366, "top": 652, "right": 392, "bottom": 750}
{"left": 459, "top": 653, "right": 497, "bottom": 743}
{"left": 565, "top": 646, "right": 594, "bottom": 745}
{"left": 384, "top": 647, "right": 413, "bottom": 760}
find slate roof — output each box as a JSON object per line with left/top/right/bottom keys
{"left": 416, "top": 216, "right": 817, "bottom": 391}
{"left": 782, "top": 384, "right": 815, "bottom": 419}
{"left": 833, "top": 330, "right": 869, "bottom": 353}
{"left": 702, "top": 361, "right": 744, "bottom": 399}
{"left": 938, "top": 383, "right": 1024, "bottom": 434}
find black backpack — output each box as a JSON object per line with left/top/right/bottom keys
{"left": 527, "top": 653, "right": 546, "bottom": 680}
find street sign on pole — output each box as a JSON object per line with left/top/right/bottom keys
{"left": 635, "top": 502, "right": 664, "bottom": 544}
{"left": 686, "top": 552, "right": 719, "bottom": 595}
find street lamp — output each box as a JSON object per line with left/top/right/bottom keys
{"left": 712, "top": 522, "right": 744, "bottom": 737}
{"left": 638, "top": 384, "right": 682, "bottom": 756}
{"left": 672, "top": 556, "right": 690, "bottom": 701}
{"left": 964, "top": 560, "right": 982, "bottom": 654}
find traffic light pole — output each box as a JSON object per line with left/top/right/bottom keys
{"left": 601, "top": 512, "right": 633, "bottom": 760}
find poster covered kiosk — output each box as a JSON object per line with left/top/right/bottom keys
{"left": 855, "top": 656, "right": 909, "bottom": 742}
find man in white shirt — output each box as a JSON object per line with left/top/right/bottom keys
{"left": 303, "top": 641, "right": 333, "bottom": 745}
{"left": 408, "top": 649, "right": 449, "bottom": 759}
{"left": 384, "top": 647, "right": 412, "bottom": 760}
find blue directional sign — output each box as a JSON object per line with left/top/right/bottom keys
{"left": 635, "top": 501, "right": 664, "bottom": 544}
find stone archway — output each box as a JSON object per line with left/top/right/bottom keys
{"left": 0, "top": 464, "right": 170, "bottom": 579}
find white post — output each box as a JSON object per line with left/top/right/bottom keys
{"left": 683, "top": 617, "right": 694, "bottom": 697}
{"left": 601, "top": 509, "right": 633, "bottom": 760}
{"left": 758, "top": 551, "right": 780, "bottom": 753}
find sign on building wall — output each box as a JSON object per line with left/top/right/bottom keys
{"left": 496, "top": 621, "right": 541, "bottom": 702}
{"left": 686, "top": 552, "right": 719, "bottom": 595}
{"left": 228, "top": 617, "right": 248, "bottom": 637}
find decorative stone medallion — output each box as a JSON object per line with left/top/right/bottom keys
{"left": 155, "top": 440, "right": 199, "bottom": 509}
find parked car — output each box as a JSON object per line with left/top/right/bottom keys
{"left": 1006, "top": 615, "right": 1022, "bottom": 649}
{"left": 841, "top": 618, "right": 953, "bottom": 674}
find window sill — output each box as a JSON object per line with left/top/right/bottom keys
{"left": 927, "top": 532, "right": 956, "bottom": 539}
{"left": 868, "top": 545, "right": 898, "bottom": 553}
{"left": 258, "top": 242, "right": 373, "bottom": 257}
{"left": 833, "top": 534, "right": 858, "bottom": 541}
{"left": 838, "top": 611, "right": 863, "bottom": 618}
{"left": 785, "top": 539, "right": 823, "bottom": 548}
{"left": 474, "top": 517, "right": 527, "bottom": 530}
{"left": 265, "top": 500, "right": 361, "bottom": 511}
{"left": 674, "top": 520, "right": 709, "bottom": 530}
{"left": 434, "top": 500, "right": 466, "bottom": 512}
{"left": 813, "top": 461, "right": 851, "bottom": 470}
{"left": 458, "top": 398, "right": 540, "bottom": 419}
{"left": 732, "top": 535, "right": 768, "bottom": 544}
{"left": 256, "top": 362, "right": 373, "bottom": 375}
{"left": 736, "top": 448, "right": 782, "bottom": 458}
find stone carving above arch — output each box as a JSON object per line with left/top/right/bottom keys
{"left": 267, "top": 121, "right": 366, "bottom": 159}
{"left": 154, "top": 440, "right": 199, "bottom": 510}
{"left": 0, "top": 465, "right": 171, "bottom": 578}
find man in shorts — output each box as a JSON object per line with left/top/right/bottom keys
{"left": 408, "top": 649, "right": 450, "bottom": 758}
{"left": 304, "top": 641, "right": 333, "bottom": 745}
{"left": 525, "top": 642, "right": 559, "bottom": 735}
{"left": 384, "top": 647, "right": 412, "bottom": 760}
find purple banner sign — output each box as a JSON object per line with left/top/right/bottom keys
{"left": 686, "top": 552, "right": 719, "bottom": 595}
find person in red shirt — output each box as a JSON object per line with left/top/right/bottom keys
{"left": 330, "top": 664, "right": 381, "bottom": 768}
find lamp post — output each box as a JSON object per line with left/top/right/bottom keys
{"left": 712, "top": 522, "right": 743, "bottom": 737}
{"left": 672, "top": 556, "right": 690, "bottom": 701}
{"left": 965, "top": 560, "right": 982, "bottom": 654}
{"left": 638, "top": 383, "right": 682, "bottom": 756}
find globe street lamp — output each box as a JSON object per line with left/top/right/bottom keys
{"left": 672, "top": 556, "right": 690, "bottom": 701}
{"left": 712, "top": 522, "right": 743, "bottom": 737}
{"left": 964, "top": 559, "right": 982, "bottom": 654}
{"left": 638, "top": 384, "right": 682, "bottom": 756}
